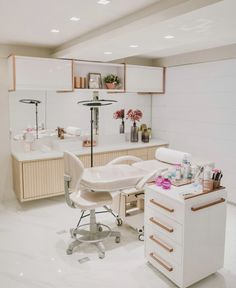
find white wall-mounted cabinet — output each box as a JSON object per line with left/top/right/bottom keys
{"left": 125, "top": 65, "right": 165, "bottom": 93}
{"left": 8, "top": 55, "right": 73, "bottom": 91}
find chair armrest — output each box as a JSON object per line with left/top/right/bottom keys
{"left": 136, "top": 170, "right": 158, "bottom": 190}
{"left": 107, "top": 155, "right": 143, "bottom": 165}
{"left": 64, "top": 174, "right": 76, "bottom": 208}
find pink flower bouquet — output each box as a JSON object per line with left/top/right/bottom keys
{"left": 113, "top": 109, "right": 125, "bottom": 120}
{"left": 126, "top": 109, "right": 143, "bottom": 123}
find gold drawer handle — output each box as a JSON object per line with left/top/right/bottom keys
{"left": 150, "top": 252, "right": 173, "bottom": 272}
{"left": 149, "top": 235, "right": 173, "bottom": 252}
{"left": 149, "top": 217, "right": 174, "bottom": 233}
{"left": 191, "top": 198, "right": 225, "bottom": 212}
{"left": 150, "top": 199, "right": 174, "bottom": 213}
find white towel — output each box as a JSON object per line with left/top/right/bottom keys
{"left": 155, "top": 147, "right": 192, "bottom": 165}
{"left": 65, "top": 126, "right": 81, "bottom": 136}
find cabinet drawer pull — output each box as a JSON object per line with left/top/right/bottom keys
{"left": 150, "top": 199, "right": 174, "bottom": 213}
{"left": 149, "top": 235, "right": 173, "bottom": 252}
{"left": 191, "top": 198, "right": 225, "bottom": 212}
{"left": 149, "top": 217, "right": 174, "bottom": 233}
{"left": 150, "top": 252, "right": 173, "bottom": 272}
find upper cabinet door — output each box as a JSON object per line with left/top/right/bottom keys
{"left": 125, "top": 65, "right": 165, "bottom": 93}
{"left": 8, "top": 55, "right": 73, "bottom": 91}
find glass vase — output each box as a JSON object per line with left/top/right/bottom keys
{"left": 130, "top": 122, "right": 138, "bottom": 142}
{"left": 120, "top": 119, "right": 125, "bottom": 134}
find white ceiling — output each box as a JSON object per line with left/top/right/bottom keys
{"left": 0, "top": 0, "right": 158, "bottom": 47}
{"left": 0, "top": 0, "right": 236, "bottom": 61}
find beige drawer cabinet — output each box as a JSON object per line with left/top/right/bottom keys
{"left": 145, "top": 185, "right": 227, "bottom": 288}
{"left": 12, "top": 144, "right": 167, "bottom": 202}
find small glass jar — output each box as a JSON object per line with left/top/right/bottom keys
{"left": 142, "top": 128, "right": 149, "bottom": 143}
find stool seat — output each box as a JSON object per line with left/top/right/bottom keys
{"left": 70, "top": 191, "right": 113, "bottom": 210}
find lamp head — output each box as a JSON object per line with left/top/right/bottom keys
{"left": 77, "top": 99, "right": 117, "bottom": 107}
{"left": 19, "top": 99, "right": 41, "bottom": 105}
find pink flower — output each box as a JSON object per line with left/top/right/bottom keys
{"left": 126, "top": 109, "right": 143, "bottom": 122}
{"left": 113, "top": 109, "right": 125, "bottom": 119}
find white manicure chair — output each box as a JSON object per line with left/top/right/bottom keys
{"left": 107, "top": 155, "right": 158, "bottom": 240}
{"left": 64, "top": 151, "right": 121, "bottom": 259}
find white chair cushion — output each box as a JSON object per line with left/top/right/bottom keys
{"left": 70, "top": 191, "right": 113, "bottom": 210}
{"left": 81, "top": 164, "right": 147, "bottom": 191}
{"left": 132, "top": 159, "right": 170, "bottom": 174}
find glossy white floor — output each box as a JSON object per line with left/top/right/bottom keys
{"left": 0, "top": 197, "right": 236, "bottom": 288}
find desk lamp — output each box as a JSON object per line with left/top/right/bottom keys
{"left": 19, "top": 99, "right": 41, "bottom": 139}
{"left": 77, "top": 98, "right": 117, "bottom": 167}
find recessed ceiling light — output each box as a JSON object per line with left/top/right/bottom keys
{"left": 70, "top": 16, "right": 80, "bottom": 21}
{"left": 97, "top": 0, "right": 111, "bottom": 5}
{"left": 129, "top": 44, "right": 139, "bottom": 48}
{"left": 164, "top": 35, "right": 175, "bottom": 39}
{"left": 104, "top": 51, "right": 112, "bottom": 55}
{"left": 51, "top": 29, "right": 60, "bottom": 33}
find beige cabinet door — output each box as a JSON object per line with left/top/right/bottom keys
{"left": 22, "top": 159, "right": 64, "bottom": 200}
{"left": 128, "top": 148, "right": 148, "bottom": 160}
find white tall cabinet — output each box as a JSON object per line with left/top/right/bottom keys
{"left": 8, "top": 55, "right": 73, "bottom": 91}
{"left": 145, "top": 185, "right": 227, "bottom": 288}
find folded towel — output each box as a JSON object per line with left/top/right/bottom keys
{"left": 155, "top": 147, "right": 192, "bottom": 165}
{"left": 65, "top": 126, "right": 81, "bottom": 136}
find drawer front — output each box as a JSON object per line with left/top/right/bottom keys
{"left": 145, "top": 225, "right": 182, "bottom": 265}
{"left": 145, "top": 207, "right": 183, "bottom": 245}
{"left": 146, "top": 242, "right": 182, "bottom": 287}
{"left": 146, "top": 188, "right": 184, "bottom": 224}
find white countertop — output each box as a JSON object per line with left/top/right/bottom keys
{"left": 12, "top": 139, "right": 168, "bottom": 162}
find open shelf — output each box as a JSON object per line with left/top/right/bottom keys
{"left": 73, "top": 60, "right": 125, "bottom": 92}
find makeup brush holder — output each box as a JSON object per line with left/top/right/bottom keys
{"left": 213, "top": 180, "right": 221, "bottom": 189}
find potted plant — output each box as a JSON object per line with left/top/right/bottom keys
{"left": 104, "top": 74, "right": 121, "bottom": 89}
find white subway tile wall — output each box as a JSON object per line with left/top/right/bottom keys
{"left": 152, "top": 58, "right": 236, "bottom": 203}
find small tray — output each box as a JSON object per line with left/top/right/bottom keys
{"left": 82, "top": 140, "right": 96, "bottom": 147}
{"left": 171, "top": 179, "right": 193, "bottom": 187}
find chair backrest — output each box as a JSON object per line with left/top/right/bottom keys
{"left": 64, "top": 151, "right": 84, "bottom": 191}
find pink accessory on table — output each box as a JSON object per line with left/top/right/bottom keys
{"left": 155, "top": 176, "right": 172, "bottom": 190}
{"left": 162, "top": 178, "right": 172, "bottom": 190}
{"left": 155, "top": 176, "right": 164, "bottom": 186}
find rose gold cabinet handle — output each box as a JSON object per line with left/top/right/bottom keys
{"left": 191, "top": 198, "right": 225, "bottom": 212}
{"left": 149, "top": 217, "right": 174, "bottom": 233}
{"left": 150, "top": 199, "right": 174, "bottom": 213}
{"left": 150, "top": 252, "right": 173, "bottom": 272}
{"left": 149, "top": 235, "right": 173, "bottom": 252}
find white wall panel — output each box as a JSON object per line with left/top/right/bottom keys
{"left": 10, "top": 90, "right": 151, "bottom": 139}
{"left": 152, "top": 58, "right": 236, "bottom": 203}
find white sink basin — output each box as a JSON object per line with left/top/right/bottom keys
{"left": 52, "top": 138, "right": 82, "bottom": 152}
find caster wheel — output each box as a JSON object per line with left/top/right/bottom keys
{"left": 115, "top": 236, "right": 120, "bottom": 243}
{"left": 70, "top": 228, "right": 77, "bottom": 239}
{"left": 66, "top": 249, "right": 73, "bottom": 255}
{"left": 138, "top": 234, "right": 144, "bottom": 241}
{"left": 97, "top": 225, "right": 103, "bottom": 232}
{"left": 99, "top": 252, "right": 105, "bottom": 259}
{"left": 116, "top": 218, "right": 123, "bottom": 226}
